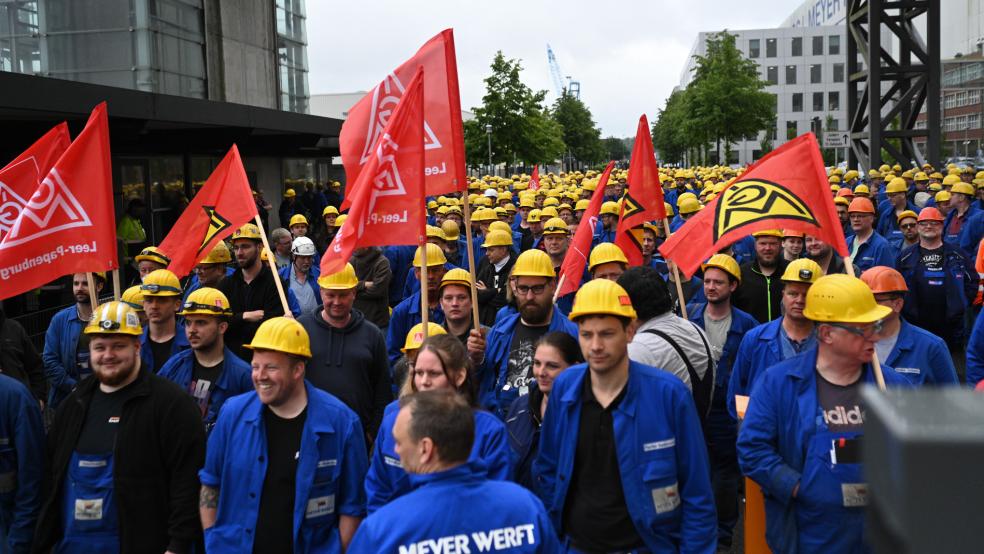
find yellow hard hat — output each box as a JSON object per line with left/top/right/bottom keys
{"left": 943, "top": 174, "right": 961, "bottom": 187}
{"left": 853, "top": 184, "right": 870, "bottom": 196}
{"left": 323, "top": 205, "right": 339, "bottom": 217}
{"left": 84, "top": 301, "right": 143, "bottom": 336}
{"left": 781, "top": 258, "right": 824, "bottom": 284}
{"left": 664, "top": 201, "right": 675, "bottom": 216}
{"left": 441, "top": 220, "right": 460, "bottom": 241}
{"left": 427, "top": 200, "right": 439, "bottom": 210}
{"left": 951, "top": 182, "right": 975, "bottom": 196}
{"left": 413, "top": 242, "right": 447, "bottom": 268}
{"left": 527, "top": 209, "right": 543, "bottom": 223}
{"left": 440, "top": 267, "right": 472, "bottom": 291}
{"left": 512, "top": 249, "right": 555, "bottom": 278}
{"left": 834, "top": 196, "right": 850, "bottom": 207}
{"left": 829, "top": 175, "right": 842, "bottom": 184}
{"left": 752, "top": 229, "right": 783, "bottom": 239}
{"left": 896, "top": 210, "right": 918, "bottom": 223}
{"left": 540, "top": 206, "right": 559, "bottom": 219}
{"left": 886, "top": 177, "right": 908, "bottom": 194}
{"left": 575, "top": 199, "right": 590, "bottom": 211}
{"left": 401, "top": 322, "right": 447, "bottom": 353}
{"left": 542, "top": 217, "right": 569, "bottom": 235}
{"left": 504, "top": 203, "right": 517, "bottom": 213}
{"left": 568, "top": 278, "right": 637, "bottom": 321}
{"left": 482, "top": 229, "right": 513, "bottom": 248}
{"left": 289, "top": 214, "right": 309, "bottom": 227}
{"left": 317, "top": 263, "right": 359, "bottom": 289}
{"left": 589, "top": 242, "right": 629, "bottom": 271}
{"left": 179, "top": 287, "right": 232, "bottom": 317}
{"left": 134, "top": 246, "right": 171, "bottom": 266}
{"left": 140, "top": 269, "right": 182, "bottom": 297}
{"left": 200, "top": 241, "right": 232, "bottom": 265}
{"left": 284, "top": 189, "right": 296, "bottom": 198}
{"left": 121, "top": 286, "right": 144, "bottom": 311}
{"left": 426, "top": 225, "right": 445, "bottom": 240}
{"left": 935, "top": 190, "right": 952, "bottom": 202}
{"left": 231, "top": 223, "right": 263, "bottom": 241}
{"left": 678, "top": 196, "right": 701, "bottom": 215}
{"left": 803, "top": 274, "right": 891, "bottom": 324}
{"left": 334, "top": 214, "right": 348, "bottom": 228}
{"left": 543, "top": 197, "right": 560, "bottom": 207}
{"left": 701, "top": 253, "right": 741, "bottom": 283}
{"left": 600, "top": 201, "right": 619, "bottom": 216}
{"left": 519, "top": 197, "right": 535, "bottom": 209}
{"left": 245, "top": 317, "right": 312, "bottom": 358}
{"left": 488, "top": 221, "right": 511, "bottom": 234}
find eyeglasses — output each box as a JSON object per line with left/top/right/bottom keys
{"left": 513, "top": 283, "right": 548, "bottom": 296}
{"left": 827, "top": 320, "right": 884, "bottom": 339}
{"left": 900, "top": 223, "right": 917, "bottom": 229}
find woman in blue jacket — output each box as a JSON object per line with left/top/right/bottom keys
{"left": 503, "top": 332, "right": 583, "bottom": 493}
{"left": 365, "top": 334, "right": 511, "bottom": 513}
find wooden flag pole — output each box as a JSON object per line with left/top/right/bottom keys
{"left": 460, "top": 198, "right": 482, "bottom": 329}
{"left": 86, "top": 273, "right": 99, "bottom": 308}
{"left": 552, "top": 274, "right": 566, "bottom": 303}
{"left": 661, "top": 218, "right": 688, "bottom": 319}
{"left": 842, "top": 257, "right": 886, "bottom": 390}
{"left": 252, "top": 214, "right": 292, "bottom": 317}
{"left": 112, "top": 269, "right": 121, "bottom": 301}
{"left": 420, "top": 234, "right": 430, "bottom": 339}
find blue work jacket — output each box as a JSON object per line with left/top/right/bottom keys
{"left": 882, "top": 319, "right": 958, "bottom": 386}
{"left": 279, "top": 264, "right": 321, "bottom": 303}
{"left": 964, "top": 308, "right": 984, "bottom": 387}
{"left": 736, "top": 348, "right": 910, "bottom": 554}
{"left": 199, "top": 381, "right": 368, "bottom": 553}
{"left": 383, "top": 245, "right": 415, "bottom": 306}
{"left": 157, "top": 348, "right": 254, "bottom": 430}
{"left": 385, "top": 291, "right": 445, "bottom": 367}
{"left": 688, "top": 303, "right": 760, "bottom": 390}
{"left": 140, "top": 325, "right": 190, "bottom": 373}
{"left": 534, "top": 362, "right": 717, "bottom": 554}
{"left": 480, "top": 308, "right": 578, "bottom": 417}
{"left": 0, "top": 374, "right": 44, "bottom": 553}
{"left": 845, "top": 232, "right": 897, "bottom": 272}
{"left": 365, "top": 400, "right": 511, "bottom": 514}
{"left": 959, "top": 210, "right": 984, "bottom": 260}
{"left": 504, "top": 388, "right": 544, "bottom": 493}
{"left": 896, "top": 242, "right": 976, "bottom": 342}
{"left": 41, "top": 306, "right": 85, "bottom": 409}
{"left": 944, "top": 203, "right": 981, "bottom": 245}
{"left": 350, "top": 461, "right": 561, "bottom": 553}
{"left": 876, "top": 202, "right": 917, "bottom": 244}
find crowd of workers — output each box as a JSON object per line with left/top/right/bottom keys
{"left": 2, "top": 161, "right": 984, "bottom": 554}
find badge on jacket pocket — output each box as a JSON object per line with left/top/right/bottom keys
{"left": 75, "top": 498, "right": 103, "bottom": 520}
{"left": 652, "top": 482, "right": 681, "bottom": 514}
{"left": 306, "top": 495, "right": 335, "bottom": 519}
{"left": 841, "top": 483, "right": 868, "bottom": 507}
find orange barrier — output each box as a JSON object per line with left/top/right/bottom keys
{"left": 736, "top": 394, "right": 771, "bottom": 554}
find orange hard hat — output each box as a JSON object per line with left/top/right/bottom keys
{"left": 848, "top": 197, "right": 875, "bottom": 214}
{"left": 917, "top": 207, "right": 944, "bottom": 222}
{"left": 860, "top": 266, "right": 908, "bottom": 294}
{"left": 836, "top": 187, "right": 855, "bottom": 199}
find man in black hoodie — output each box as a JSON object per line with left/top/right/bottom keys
{"left": 298, "top": 263, "right": 391, "bottom": 440}
{"left": 0, "top": 302, "right": 45, "bottom": 402}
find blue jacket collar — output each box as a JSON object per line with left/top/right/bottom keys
{"left": 407, "top": 460, "right": 485, "bottom": 488}
{"left": 556, "top": 360, "right": 645, "bottom": 418}
{"left": 784, "top": 345, "right": 882, "bottom": 386}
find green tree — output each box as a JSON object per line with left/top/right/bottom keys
{"left": 552, "top": 94, "right": 606, "bottom": 164}
{"left": 686, "top": 31, "right": 775, "bottom": 163}
{"left": 603, "top": 136, "right": 629, "bottom": 161}
{"left": 652, "top": 89, "right": 700, "bottom": 164}
{"left": 464, "top": 52, "right": 564, "bottom": 169}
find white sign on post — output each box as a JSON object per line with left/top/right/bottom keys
{"left": 823, "top": 132, "right": 851, "bottom": 149}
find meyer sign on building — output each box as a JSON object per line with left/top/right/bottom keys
{"left": 782, "top": 0, "right": 848, "bottom": 28}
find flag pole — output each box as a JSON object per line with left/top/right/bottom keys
{"left": 552, "top": 274, "right": 566, "bottom": 303}
{"left": 661, "top": 218, "right": 688, "bottom": 319}
{"left": 252, "top": 214, "right": 292, "bottom": 316}
{"left": 460, "top": 197, "right": 482, "bottom": 329}
{"left": 86, "top": 273, "right": 99, "bottom": 308}
{"left": 420, "top": 233, "right": 430, "bottom": 339}
{"left": 112, "top": 269, "right": 121, "bottom": 301}
{"left": 842, "top": 256, "right": 886, "bottom": 390}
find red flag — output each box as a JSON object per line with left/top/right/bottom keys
{"left": 615, "top": 115, "right": 666, "bottom": 266}
{"left": 556, "top": 161, "right": 616, "bottom": 298}
{"left": 659, "top": 133, "right": 848, "bottom": 277}
{"left": 0, "top": 103, "right": 117, "bottom": 300}
{"left": 340, "top": 29, "right": 464, "bottom": 200}
{"left": 1, "top": 123, "right": 72, "bottom": 200}
{"left": 529, "top": 165, "right": 541, "bottom": 191}
{"left": 324, "top": 68, "right": 426, "bottom": 276}
{"left": 158, "top": 145, "right": 258, "bottom": 277}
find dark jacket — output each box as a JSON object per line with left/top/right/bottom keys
{"left": 33, "top": 369, "right": 205, "bottom": 554}
{"left": 503, "top": 385, "right": 544, "bottom": 493}
{"left": 218, "top": 264, "right": 286, "bottom": 361}
{"left": 897, "top": 242, "right": 976, "bottom": 345}
{"left": 475, "top": 254, "right": 516, "bottom": 327}
{"left": 298, "top": 309, "right": 392, "bottom": 439}
{"left": 0, "top": 305, "right": 45, "bottom": 401}
{"left": 733, "top": 258, "right": 790, "bottom": 324}
{"left": 351, "top": 247, "right": 393, "bottom": 328}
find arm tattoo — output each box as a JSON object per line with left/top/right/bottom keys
{"left": 200, "top": 486, "right": 219, "bottom": 509}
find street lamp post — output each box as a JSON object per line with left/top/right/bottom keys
{"left": 485, "top": 124, "right": 493, "bottom": 176}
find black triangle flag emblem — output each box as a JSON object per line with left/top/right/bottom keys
{"left": 199, "top": 206, "right": 232, "bottom": 254}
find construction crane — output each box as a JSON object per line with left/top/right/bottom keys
{"left": 546, "top": 44, "right": 580, "bottom": 99}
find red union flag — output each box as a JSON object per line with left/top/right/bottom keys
{"left": 529, "top": 165, "right": 541, "bottom": 191}
{"left": 340, "top": 29, "right": 465, "bottom": 199}
{"left": 0, "top": 103, "right": 117, "bottom": 299}
{"left": 556, "top": 161, "right": 615, "bottom": 298}
{"left": 158, "top": 145, "right": 258, "bottom": 277}
{"left": 324, "top": 68, "right": 426, "bottom": 276}
{"left": 615, "top": 115, "right": 665, "bottom": 266}
{"left": 0, "top": 123, "right": 71, "bottom": 200}
{"left": 659, "top": 133, "right": 848, "bottom": 277}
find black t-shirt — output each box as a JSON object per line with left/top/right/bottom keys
{"left": 253, "top": 407, "right": 307, "bottom": 554}
{"left": 562, "top": 373, "right": 642, "bottom": 551}
{"left": 817, "top": 370, "right": 864, "bottom": 432}
{"left": 505, "top": 321, "right": 550, "bottom": 394}
{"left": 189, "top": 357, "right": 223, "bottom": 419}
{"left": 148, "top": 337, "right": 174, "bottom": 374}
{"left": 75, "top": 378, "right": 142, "bottom": 455}
{"left": 915, "top": 246, "right": 948, "bottom": 336}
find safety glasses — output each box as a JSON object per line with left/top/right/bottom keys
{"left": 827, "top": 320, "right": 884, "bottom": 339}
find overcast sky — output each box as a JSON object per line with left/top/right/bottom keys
{"left": 306, "top": 1, "right": 792, "bottom": 137}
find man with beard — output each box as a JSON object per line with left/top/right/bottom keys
{"left": 805, "top": 235, "right": 847, "bottom": 275}
{"left": 298, "top": 264, "right": 391, "bottom": 440}
{"left": 892, "top": 210, "right": 920, "bottom": 251}
{"left": 475, "top": 230, "right": 515, "bottom": 326}
{"left": 834, "top": 196, "right": 851, "bottom": 236}
{"left": 685, "top": 254, "right": 759, "bottom": 551}
{"left": 439, "top": 269, "right": 488, "bottom": 368}
{"left": 158, "top": 288, "right": 252, "bottom": 434}
{"left": 44, "top": 274, "right": 107, "bottom": 411}
{"left": 199, "top": 317, "right": 368, "bottom": 553}
{"left": 278, "top": 236, "right": 320, "bottom": 317}
{"left": 140, "top": 269, "right": 190, "bottom": 374}
{"left": 729, "top": 258, "right": 824, "bottom": 418}
{"left": 733, "top": 230, "right": 791, "bottom": 323}
{"left": 220, "top": 224, "right": 287, "bottom": 360}
{"left": 34, "top": 301, "right": 205, "bottom": 553}
{"left": 481, "top": 250, "right": 577, "bottom": 418}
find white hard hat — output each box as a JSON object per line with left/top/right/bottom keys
{"left": 291, "top": 236, "right": 317, "bottom": 257}
{"left": 484, "top": 188, "right": 498, "bottom": 198}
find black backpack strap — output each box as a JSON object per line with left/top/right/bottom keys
{"left": 642, "top": 328, "right": 714, "bottom": 423}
